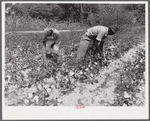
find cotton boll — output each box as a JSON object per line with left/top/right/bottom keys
{"left": 79, "top": 71, "right": 83, "bottom": 75}
{"left": 69, "top": 71, "right": 74, "bottom": 76}
{"left": 51, "top": 85, "right": 56, "bottom": 89}
{"left": 85, "top": 68, "right": 89, "bottom": 71}
{"left": 124, "top": 92, "right": 131, "bottom": 98}
{"left": 24, "top": 99, "right": 29, "bottom": 104}
{"left": 28, "top": 93, "right": 33, "bottom": 99}
{"left": 47, "top": 88, "right": 52, "bottom": 93}
{"left": 57, "top": 98, "right": 62, "bottom": 103}
{"left": 90, "top": 73, "right": 94, "bottom": 78}
{"left": 33, "top": 96, "right": 39, "bottom": 104}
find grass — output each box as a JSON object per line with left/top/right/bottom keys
{"left": 5, "top": 24, "right": 145, "bottom": 72}
{"left": 113, "top": 44, "right": 145, "bottom": 106}
{"left": 5, "top": 15, "right": 88, "bottom": 31}
{"left": 5, "top": 23, "right": 146, "bottom": 106}
{"left": 5, "top": 24, "right": 145, "bottom": 77}
{"left": 103, "top": 25, "right": 145, "bottom": 59}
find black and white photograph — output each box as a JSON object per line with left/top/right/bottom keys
{"left": 2, "top": 1, "right": 149, "bottom": 120}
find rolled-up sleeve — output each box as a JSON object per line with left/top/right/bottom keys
{"left": 96, "top": 31, "right": 105, "bottom": 42}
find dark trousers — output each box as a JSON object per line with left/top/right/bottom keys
{"left": 42, "top": 40, "right": 56, "bottom": 67}
{"left": 76, "top": 37, "right": 104, "bottom": 62}
{"left": 76, "top": 39, "right": 90, "bottom": 61}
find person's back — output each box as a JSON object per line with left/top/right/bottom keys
{"left": 85, "top": 26, "right": 108, "bottom": 41}
{"left": 76, "top": 24, "right": 118, "bottom": 64}
{"left": 86, "top": 26, "right": 107, "bottom": 35}
{"left": 44, "top": 28, "right": 59, "bottom": 40}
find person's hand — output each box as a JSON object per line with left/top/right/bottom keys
{"left": 100, "top": 51, "right": 104, "bottom": 58}
{"left": 53, "top": 34, "right": 58, "bottom": 40}
{"left": 98, "top": 51, "right": 104, "bottom": 59}
{"left": 98, "top": 41, "right": 101, "bottom": 46}
{"left": 55, "top": 40, "right": 59, "bottom": 44}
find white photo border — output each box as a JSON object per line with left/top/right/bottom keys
{"left": 2, "top": 1, "right": 149, "bottom": 120}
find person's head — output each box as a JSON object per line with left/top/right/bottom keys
{"left": 108, "top": 24, "right": 119, "bottom": 35}
{"left": 44, "top": 28, "right": 53, "bottom": 36}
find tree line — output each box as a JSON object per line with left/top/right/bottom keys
{"left": 5, "top": 3, "right": 145, "bottom": 26}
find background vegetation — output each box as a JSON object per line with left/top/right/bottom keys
{"left": 5, "top": 3, "right": 145, "bottom": 31}
{"left": 5, "top": 3, "right": 146, "bottom": 106}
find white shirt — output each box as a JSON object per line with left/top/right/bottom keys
{"left": 85, "top": 26, "right": 108, "bottom": 42}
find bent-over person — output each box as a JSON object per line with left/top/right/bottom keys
{"left": 42, "top": 27, "right": 60, "bottom": 67}
{"left": 76, "top": 25, "right": 118, "bottom": 64}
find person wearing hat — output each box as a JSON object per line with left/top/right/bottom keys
{"left": 42, "top": 27, "right": 60, "bottom": 67}
{"left": 76, "top": 25, "right": 118, "bottom": 63}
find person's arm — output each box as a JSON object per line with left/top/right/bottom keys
{"left": 43, "top": 37, "right": 47, "bottom": 47}
{"left": 95, "top": 30, "right": 107, "bottom": 57}
{"left": 99, "top": 40, "right": 105, "bottom": 52}
{"left": 42, "top": 36, "right": 49, "bottom": 67}
{"left": 94, "top": 39, "right": 103, "bottom": 57}
{"left": 53, "top": 34, "right": 59, "bottom": 44}
{"left": 52, "top": 29, "right": 60, "bottom": 44}
{"left": 99, "top": 40, "right": 105, "bottom": 58}
{"left": 42, "top": 43, "right": 48, "bottom": 67}
{"left": 96, "top": 30, "right": 105, "bottom": 42}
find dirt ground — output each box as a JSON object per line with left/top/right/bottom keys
{"left": 5, "top": 41, "right": 145, "bottom": 106}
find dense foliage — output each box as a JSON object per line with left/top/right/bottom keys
{"left": 5, "top": 24, "right": 145, "bottom": 106}
{"left": 6, "top": 3, "right": 145, "bottom": 26}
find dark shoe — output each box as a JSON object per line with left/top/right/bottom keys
{"left": 46, "top": 53, "right": 53, "bottom": 59}
{"left": 50, "top": 57, "right": 58, "bottom": 63}
{"left": 46, "top": 53, "right": 58, "bottom": 63}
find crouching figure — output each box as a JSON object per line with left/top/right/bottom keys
{"left": 76, "top": 25, "right": 119, "bottom": 65}
{"left": 42, "top": 27, "right": 60, "bottom": 67}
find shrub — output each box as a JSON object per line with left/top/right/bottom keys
{"left": 5, "top": 3, "right": 145, "bottom": 30}
{"left": 86, "top": 4, "right": 134, "bottom": 27}
{"left": 29, "top": 4, "right": 63, "bottom": 22}
{"left": 124, "top": 4, "right": 145, "bottom": 25}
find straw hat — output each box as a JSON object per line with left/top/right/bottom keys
{"left": 44, "top": 28, "right": 53, "bottom": 36}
